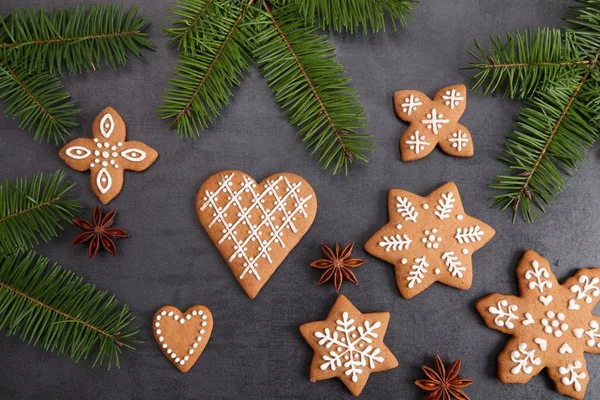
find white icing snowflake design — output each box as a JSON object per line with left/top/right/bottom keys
{"left": 405, "top": 132, "right": 430, "bottom": 154}
{"left": 448, "top": 130, "right": 469, "bottom": 152}
{"left": 442, "top": 88, "right": 465, "bottom": 110}
{"left": 366, "top": 182, "right": 495, "bottom": 298}
{"left": 199, "top": 173, "right": 314, "bottom": 281}
{"left": 315, "top": 311, "right": 384, "bottom": 383}
{"left": 421, "top": 108, "right": 449, "bottom": 135}
{"left": 477, "top": 250, "right": 600, "bottom": 399}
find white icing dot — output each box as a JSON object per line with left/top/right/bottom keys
{"left": 101, "top": 161, "right": 108, "bottom": 167}
{"left": 161, "top": 311, "right": 167, "bottom": 316}
{"left": 104, "top": 142, "right": 110, "bottom": 148}
{"left": 112, "top": 152, "right": 118, "bottom": 157}
{"left": 189, "top": 349, "right": 194, "bottom": 355}
{"left": 111, "top": 145, "right": 117, "bottom": 151}
{"left": 193, "top": 343, "right": 198, "bottom": 349}
{"left": 456, "top": 214, "right": 464, "bottom": 221}
{"left": 118, "top": 142, "right": 123, "bottom": 146}
{"left": 90, "top": 163, "right": 95, "bottom": 168}
{"left": 422, "top": 203, "right": 429, "bottom": 209}
{"left": 94, "top": 150, "right": 100, "bottom": 156}
{"left": 186, "top": 314, "right": 192, "bottom": 320}
{"left": 401, "top": 258, "right": 407, "bottom": 264}
{"left": 159, "top": 337, "right": 164, "bottom": 342}
{"left": 154, "top": 322, "right": 160, "bottom": 327}
{"left": 184, "top": 356, "right": 189, "bottom": 361}
{"left": 179, "top": 319, "right": 185, "bottom": 324}
{"left": 462, "top": 249, "right": 469, "bottom": 255}
{"left": 175, "top": 358, "right": 180, "bottom": 363}
{"left": 200, "top": 329, "right": 205, "bottom": 334}
{"left": 167, "top": 349, "right": 172, "bottom": 354}
{"left": 197, "top": 336, "right": 202, "bottom": 342}
{"left": 156, "top": 329, "right": 161, "bottom": 335}
{"left": 102, "top": 151, "right": 109, "bottom": 158}
{"left": 179, "top": 360, "right": 185, "bottom": 365}
{"left": 396, "top": 224, "right": 402, "bottom": 230}
{"left": 156, "top": 315, "right": 161, "bottom": 321}
{"left": 202, "top": 315, "right": 207, "bottom": 320}
{"left": 94, "top": 138, "right": 99, "bottom": 143}
{"left": 435, "top": 269, "right": 441, "bottom": 275}
{"left": 202, "top": 321, "right": 207, "bottom": 327}
{"left": 162, "top": 344, "right": 167, "bottom": 349}
{"left": 174, "top": 315, "right": 179, "bottom": 320}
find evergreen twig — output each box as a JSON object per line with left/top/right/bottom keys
{"left": 160, "top": 0, "right": 414, "bottom": 174}
{"left": 293, "top": 0, "right": 417, "bottom": 34}
{"left": 0, "top": 171, "right": 82, "bottom": 256}
{"left": 159, "top": 0, "right": 255, "bottom": 136}
{"left": 0, "top": 5, "right": 153, "bottom": 75}
{"left": 465, "top": 0, "right": 600, "bottom": 222}
{"left": 0, "top": 251, "right": 140, "bottom": 368}
{"left": 0, "top": 60, "right": 78, "bottom": 143}
{"left": 255, "top": 1, "right": 372, "bottom": 174}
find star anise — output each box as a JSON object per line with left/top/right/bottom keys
{"left": 415, "top": 355, "right": 473, "bottom": 400}
{"left": 71, "top": 205, "right": 129, "bottom": 258}
{"left": 310, "top": 242, "right": 364, "bottom": 292}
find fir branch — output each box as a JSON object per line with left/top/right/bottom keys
{"left": 0, "top": 171, "right": 82, "bottom": 256}
{"left": 254, "top": 2, "right": 372, "bottom": 174}
{"left": 159, "top": 0, "right": 255, "bottom": 137}
{"left": 0, "top": 60, "right": 78, "bottom": 143}
{"left": 0, "top": 251, "right": 140, "bottom": 368}
{"left": 292, "top": 0, "right": 417, "bottom": 34}
{"left": 0, "top": 5, "right": 153, "bottom": 75}
{"left": 163, "top": 0, "right": 218, "bottom": 51}
{"left": 490, "top": 60, "right": 600, "bottom": 222}
{"left": 465, "top": 28, "right": 587, "bottom": 99}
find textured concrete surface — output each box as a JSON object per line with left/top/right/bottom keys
{"left": 1, "top": 1, "right": 598, "bottom": 399}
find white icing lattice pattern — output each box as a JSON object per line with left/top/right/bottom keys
{"left": 314, "top": 311, "right": 384, "bottom": 383}
{"left": 200, "top": 173, "right": 313, "bottom": 281}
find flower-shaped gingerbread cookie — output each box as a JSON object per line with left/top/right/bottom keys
{"left": 365, "top": 182, "right": 495, "bottom": 299}
{"left": 476, "top": 250, "right": 600, "bottom": 399}
{"left": 59, "top": 107, "right": 158, "bottom": 204}
{"left": 393, "top": 84, "right": 472, "bottom": 161}
{"left": 299, "top": 295, "right": 398, "bottom": 396}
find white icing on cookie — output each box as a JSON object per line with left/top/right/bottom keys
{"left": 100, "top": 113, "right": 115, "bottom": 138}
{"left": 441, "top": 89, "right": 464, "bottom": 110}
{"left": 510, "top": 343, "right": 541, "bottom": 375}
{"left": 488, "top": 299, "right": 518, "bottom": 329}
{"left": 401, "top": 94, "right": 422, "bottom": 115}
{"left": 448, "top": 130, "right": 469, "bottom": 152}
{"left": 421, "top": 108, "right": 449, "bottom": 135}
{"left": 314, "top": 311, "right": 384, "bottom": 383}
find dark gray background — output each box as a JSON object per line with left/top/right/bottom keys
{"left": 0, "top": 0, "right": 597, "bottom": 399}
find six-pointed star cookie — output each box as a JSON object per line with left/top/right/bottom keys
{"left": 393, "top": 84, "right": 473, "bottom": 162}
{"left": 364, "top": 182, "right": 495, "bottom": 299}
{"left": 476, "top": 250, "right": 600, "bottom": 400}
{"left": 299, "top": 295, "right": 398, "bottom": 396}
{"left": 59, "top": 107, "right": 158, "bottom": 204}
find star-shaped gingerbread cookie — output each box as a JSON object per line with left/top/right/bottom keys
{"left": 476, "top": 250, "right": 600, "bottom": 400}
{"left": 393, "top": 84, "right": 473, "bottom": 161}
{"left": 365, "top": 182, "right": 495, "bottom": 299}
{"left": 299, "top": 295, "right": 398, "bottom": 396}
{"left": 59, "top": 107, "right": 158, "bottom": 204}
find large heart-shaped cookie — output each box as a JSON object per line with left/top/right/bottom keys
{"left": 196, "top": 170, "right": 318, "bottom": 298}
{"left": 153, "top": 305, "right": 213, "bottom": 373}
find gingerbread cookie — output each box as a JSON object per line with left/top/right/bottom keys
{"left": 153, "top": 305, "right": 213, "bottom": 373}
{"left": 59, "top": 107, "right": 158, "bottom": 204}
{"left": 364, "top": 182, "right": 495, "bottom": 299}
{"left": 476, "top": 250, "right": 600, "bottom": 399}
{"left": 393, "top": 84, "right": 473, "bottom": 161}
{"left": 196, "top": 171, "right": 317, "bottom": 299}
{"left": 299, "top": 295, "right": 398, "bottom": 396}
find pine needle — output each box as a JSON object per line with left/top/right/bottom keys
{"left": 159, "top": 0, "right": 255, "bottom": 137}
{"left": 0, "top": 251, "right": 140, "bottom": 368}
{"left": 0, "top": 60, "right": 78, "bottom": 143}
{"left": 0, "top": 5, "right": 153, "bottom": 75}
{"left": 293, "top": 0, "right": 417, "bottom": 34}
{"left": 254, "top": 2, "right": 373, "bottom": 174}
{"left": 464, "top": 0, "right": 600, "bottom": 222}
{"left": 0, "top": 171, "right": 82, "bottom": 256}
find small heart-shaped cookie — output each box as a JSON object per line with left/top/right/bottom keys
{"left": 196, "top": 170, "right": 317, "bottom": 298}
{"left": 153, "top": 305, "right": 213, "bottom": 373}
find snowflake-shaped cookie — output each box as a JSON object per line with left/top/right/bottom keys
{"left": 59, "top": 107, "right": 158, "bottom": 204}
{"left": 393, "top": 84, "right": 473, "bottom": 162}
{"left": 299, "top": 295, "right": 398, "bottom": 396}
{"left": 476, "top": 250, "right": 600, "bottom": 399}
{"left": 364, "top": 182, "right": 495, "bottom": 299}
